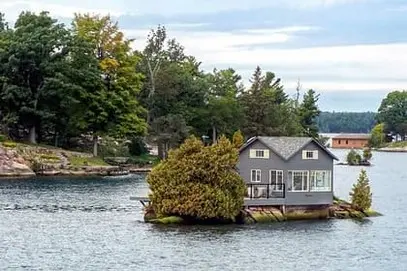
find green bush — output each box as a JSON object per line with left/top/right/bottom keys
{"left": 363, "top": 148, "right": 372, "bottom": 161}
{"left": 147, "top": 135, "right": 246, "bottom": 221}
{"left": 346, "top": 149, "right": 361, "bottom": 165}
{"left": 0, "top": 135, "right": 7, "bottom": 143}
{"left": 128, "top": 136, "right": 148, "bottom": 156}
{"left": 349, "top": 169, "right": 372, "bottom": 211}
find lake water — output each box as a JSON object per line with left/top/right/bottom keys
{"left": 0, "top": 149, "right": 406, "bottom": 270}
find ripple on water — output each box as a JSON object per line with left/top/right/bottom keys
{"left": 0, "top": 151, "right": 407, "bottom": 270}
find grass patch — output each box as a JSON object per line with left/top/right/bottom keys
{"left": 2, "top": 141, "right": 17, "bottom": 148}
{"left": 126, "top": 154, "right": 160, "bottom": 166}
{"left": 69, "top": 156, "right": 108, "bottom": 166}
{"left": 386, "top": 141, "right": 407, "bottom": 148}
{"left": 39, "top": 154, "right": 60, "bottom": 161}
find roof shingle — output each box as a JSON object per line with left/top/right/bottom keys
{"left": 240, "top": 136, "right": 339, "bottom": 161}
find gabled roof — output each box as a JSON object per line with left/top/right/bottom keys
{"left": 240, "top": 136, "right": 339, "bottom": 161}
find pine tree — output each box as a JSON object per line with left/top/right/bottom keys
{"left": 349, "top": 169, "right": 372, "bottom": 210}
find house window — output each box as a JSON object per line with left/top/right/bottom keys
{"left": 251, "top": 169, "right": 261, "bottom": 182}
{"left": 346, "top": 140, "right": 348, "bottom": 145}
{"left": 310, "top": 171, "right": 332, "bottom": 192}
{"left": 249, "top": 149, "right": 270, "bottom": 159}
{"left": 270, "top": 170, "right": 283, "bottom": 191}
{"left": 302, "top": 150, "right": 318, "bottom": 160}
{"left": 289, "top": 170, "right": 309, "bottom": 192}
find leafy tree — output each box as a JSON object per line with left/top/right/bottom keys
{"left": 299, "top": 89, "right": 321, "bottom": 138}
{"left": 369, "top": 123, "right": 386, "bottom": 147}
{"left": 232, "top": 130, "right": 244, "bottom": 149}
{"left": 349, "top": 169, "right": 372, "bottom": 211}
{"left": 147, "top": 135, "right": 246, "bottom": 221}
{"left": 205, "top": 68, "right": 244, "bottom": 142}
{"left": 72, "top": 13, "right": 147, "bottom": 156}
{"left": 377, "top": 90, "right": 407, "bottom": 138}
{"left": 0, "top": 11, "right": 74, "bottom": 144}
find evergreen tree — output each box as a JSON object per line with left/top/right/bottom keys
{"left": 299, "top": 89, "right": 321, "bottom": 138}
{"left": 349, "top": 169, "right": 372, "bottom": 210}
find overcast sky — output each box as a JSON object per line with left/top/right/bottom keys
{"left": 2, "top": 0, "right": 407, "bottom": 111}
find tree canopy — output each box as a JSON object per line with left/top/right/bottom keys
{"left": 0, "top": 10, "right": 325, "bottom": 158}
{"left": 377, "top": 90, "right": 407, "bottom": 137}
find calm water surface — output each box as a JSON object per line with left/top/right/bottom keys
{"left": 0, "top": 149, "right": 406, "bottom": 270}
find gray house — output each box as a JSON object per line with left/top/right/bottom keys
{"left": 238, "top": 136, "right": 339, "bottom": 208}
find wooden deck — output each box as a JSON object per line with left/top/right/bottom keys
{"left": 129, "top": 196, "right": 285, "bottom": 207}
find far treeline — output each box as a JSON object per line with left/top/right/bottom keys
{"left": 0, "top": 11, "right": 323, "bottom": 158}
{"left": 316, "top": 112, "right": 376, "bottom": 134}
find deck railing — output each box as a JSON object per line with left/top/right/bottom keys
{"left": 246, "top": 183, "right": 286, "bottom": 199}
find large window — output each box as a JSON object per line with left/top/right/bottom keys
{"left": 270, "top": 170, "right": 283, "bottom": 191}
{"left": 251, "top": 169, "right": 261, "bottom": 182}
{"left": 310, "top": 170, "right": 332, "bottom": 192}
{"left": 289, "top": 170, "right": 309, "bottom": 192}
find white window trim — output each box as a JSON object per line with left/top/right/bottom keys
{"left": 310, "top": 170, "right": 332, "bottom": 192}
{"left": 250, "top": 169, "right": 261, "bottom": 183}
{"left": 249, "top": 149, "right": 270, "bottom": 159}
{"left": 269, "top": 170, "right": 284, "bottom": 191}
{"left": 289, "top": 170, "right": 309, "bottom": 192}
{"left": 302, "top": 150, "right": 318, "bottom": 160}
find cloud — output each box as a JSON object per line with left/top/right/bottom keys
{"left": 128, "top": 25, "right": 407, "bottom": 92}
{"left": 1, "top": 0, "right": 125, "bottom": 21}
{"left": 0, "top": 0, "right": 368, "bottom": 21}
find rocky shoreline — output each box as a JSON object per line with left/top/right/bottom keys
{"left": 0, "top": 144, "right": 152, "bottom": 179}
{"left": 377, "top": 147, "right": 407, "bottom": 152}
{"left": 143, "top": 198, "right": 382, "bottom": 225}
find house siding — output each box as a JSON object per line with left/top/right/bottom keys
{"left": 238, "top": 139, "right": 334, "bottom": 206}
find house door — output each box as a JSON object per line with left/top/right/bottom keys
{"left": 270, "top": 170, "right": 283, "bottom": 192}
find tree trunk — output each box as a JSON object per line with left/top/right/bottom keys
{"left": 158, "top": 141, "right": 164, "bottom": 160}
{"left": 93, "top": 135, "right": 98, "bottom": 157}
{"left": 54, "top": 131, "right": 58, "bottom": 147}
{"left": 28, "top": 126, "right": 36, "bottom": 144}
{"left": 212, "top": 125, "right": 217, "bottom": 144}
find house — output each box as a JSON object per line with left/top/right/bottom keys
{"left": 331, "top": 133, "right": 370, "bottom": 149}
{"left": 238, "top": 136, "right": 339, "bottom": 208}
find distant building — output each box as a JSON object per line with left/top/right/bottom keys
{"left": 331, "top": 133, "right": 370, "bottom": 149}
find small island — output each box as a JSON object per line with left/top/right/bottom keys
{"left": 140, "top": 134, "right": 381, "bottom": 225}
{"left": 336, "top": 148, "right": 373, "bottom": 166}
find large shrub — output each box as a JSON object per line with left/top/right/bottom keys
{"left": 128, "top": 136, "right": 148, "bottom": 156}
{"left": 346, "top": 149, "right": 361, "bottom": 165}
{"left": 349, "top": 169, "right": 372, "bottom": 211}
{"left": 147, "top": 135, "right": 246, "bottom": 221}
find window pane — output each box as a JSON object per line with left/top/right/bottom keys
{"left": 310, "top": 171, "right": 331, "bottom": 191}
{"left": 251, "top": 170, "right": 256, "bottom": 182}
{"left": 256, "top": 170, "right": 261, "bottom": 182}
{"left": 270, "top": 171, "right": 276, "bottom": 183}
{"left": 293, "top": 172, "right": 303, "bottom": 191}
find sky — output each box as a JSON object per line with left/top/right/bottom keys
{"left": 2, "top": 0, "right": 407, "bottom": 112}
